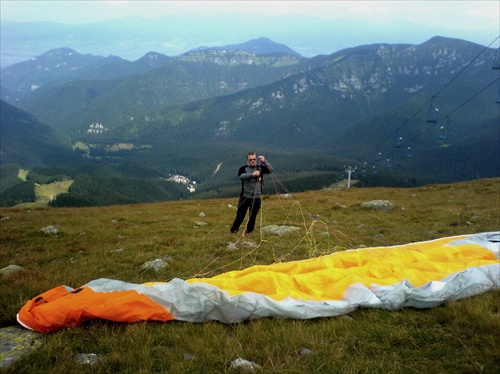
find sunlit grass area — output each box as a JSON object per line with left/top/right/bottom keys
{"left": 1, "top": 178, "right": 499, "bottom": 372}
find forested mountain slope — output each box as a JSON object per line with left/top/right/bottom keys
{"left": 0, "top": 36, "right": 498, "bottom": 207}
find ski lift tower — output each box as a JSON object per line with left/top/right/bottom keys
{"left": 344, "top": 166, "right": 357, "bottom": 188}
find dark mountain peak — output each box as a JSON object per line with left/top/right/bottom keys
{"left": 135, "top": 52, "right": 170, "bottom": 67}
{"left": 189, "top": 37, "right": 302, "bottom": 57}
{"left": 32, "top": 48, "right": 119, "bottom": 64}
{"left": 180, "top": 48, "right": 254, "bottom": 63}
{"left": 177, "top": 48, "right": 302, "bottom": 67}
{"left": 1, "top": 48, "right": 125, "bottom": 100}
{"left": 3, "top": 47, "right": 120, "bottom": 75}
{"left": 179, "top": 37, "right": 303, "bottom": 66}
{"left": 233, "top": 37, "right": 302, "bottom": 56}
{"left": 141, "top": 51, "right": 168, "bottom": 59}
{"left": 420, "top": 35, "right": 476, "bottom": 47}
{"left": 36, "top": 47, "right": 78, "bottom": 59}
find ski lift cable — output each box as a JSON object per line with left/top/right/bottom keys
{"left": 443, "top": 77, "right": 500, "bottom": 118}
{"left": 367, "top": 36, "right": 499, "bottom": 161}
{"left": 404, "top": 77, "right": 500, "bottom": 146}
{"left": 362, "top": 76, "right": 499, "bottom": 166}
{"left": 432, "top": 36, "right": 499, "bottom": 99}
{"left": 374, "top": 100, "right": 428, "bottom": 150}
{"left": 494, "top": 45, "right": 500, "bottom": 69}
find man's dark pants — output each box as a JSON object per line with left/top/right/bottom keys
{"left": 230, "top": 196, "right": 261, "bottom": 233}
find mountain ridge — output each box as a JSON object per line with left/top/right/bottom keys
{"left": 190, "top": 36, "right": 302, "bottom": 57}
{"left": 0, "top": 36, "right": 498, "bottom": 207}
{"left": 1, "top": 38, "right": 308, "bottom": 134}
{"left": 1, "top": 14, "right": 495, "bottom": 67}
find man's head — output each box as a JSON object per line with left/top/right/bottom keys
{"left": 247, "top": 152, "right": 257, "bottom": 165}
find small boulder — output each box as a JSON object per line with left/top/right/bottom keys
{"left": 0, "top": 326, "right": 43, "bottom": 368}
{"left": 0, "top": 264, "right": 25, "bottom": 277}
{"left": 360, "top": 200, "right": 395, "bottom": 211}
{"left": 298, "top": 347, "right": 313, "bottom": 357}
{"left": 261, "top": 225, "right": 301, "bottom": 236}
{"left": 229, "top": 357, "right": 262, "bottom": 371}
{"left": 41, "top": 226, "right": 60, "bottom": 235}
{"left": 74, "top": 353, "right": 99, "bottom": 365}
{"left": 140, "top": 259, "right": 169, "bottom": 272}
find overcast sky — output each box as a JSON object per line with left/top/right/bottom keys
{"left": 1, "top": 0, "right": 499, "bottom": 66}
{"left": 1, "top": 0, "right": 499, "bottom": 32}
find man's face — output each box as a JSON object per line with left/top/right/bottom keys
{"left": 247, "top": 155, "right": 257, "bottom": 165}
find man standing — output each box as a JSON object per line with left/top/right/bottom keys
{"left": 230, "top": 152, "right": 273, "bottom": 234}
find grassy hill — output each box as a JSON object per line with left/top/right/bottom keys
{"left": 1, "top": 178, "right": 498, "bottom": 372}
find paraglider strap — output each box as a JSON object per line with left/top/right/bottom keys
{"left": 256, "top": 158, "right": 263, "bottom": 183}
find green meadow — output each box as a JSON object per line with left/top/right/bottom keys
{"left": 1, "top": 178, "right": 499, "bottom": 373}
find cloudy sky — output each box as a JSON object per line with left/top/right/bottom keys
{"left": 1, "top": 1, "right": 498, "bottom": 66}
{"left": 1, "top": 0, "right": 498, "bottom": 32}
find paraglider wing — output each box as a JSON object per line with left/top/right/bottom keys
{"left": 17, "top": 232, "right": 499, "bottom": 333}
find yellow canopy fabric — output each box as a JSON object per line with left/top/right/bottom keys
{"left": 187, "top": 234, "right": 498, "bottom": 300}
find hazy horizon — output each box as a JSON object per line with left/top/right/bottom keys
{"left": 1, "top": 1, "right": 498, "bottom": 67}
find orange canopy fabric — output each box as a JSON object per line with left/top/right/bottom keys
{"left": 18, "top": 286, "right": 174, "bottom": 333}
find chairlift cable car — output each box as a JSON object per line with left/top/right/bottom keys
{"left": 427, "top": 96, "right": 439, "bottom": 123}
{"left": 394, "top": 133, "right": 403, "bottom": 148}
{"left": 385, "top": 151, "right": 396, "bottom": 169}
{"left": 494, "top": 45, "right": 500, "bottom": 101}
{"left": 493, "top": 47, "right": 500, "bottom": 70}
{"left": 406, "top": 143, "right": 414, "bottom": 158}
{"left": 439, "top": 115, "right": 450, "bottom": 140}
{"left": 365, "top": 38, "right": 499, "bottom": 177}
{"left": 439, "top": 126, "right": 448, "bottom": 140}
{"left": 361, "top": 160, "right": 368, "bottom": 176}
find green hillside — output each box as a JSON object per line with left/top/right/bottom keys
{"left": 0, "top": 101, "right": 80, "bottom": 167}
{"left": 16, "top": 51, "right": 304, "bottom": 136}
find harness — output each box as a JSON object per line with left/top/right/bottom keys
{"left": 239, "top": 161, "right": 265, "bottom": 198}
